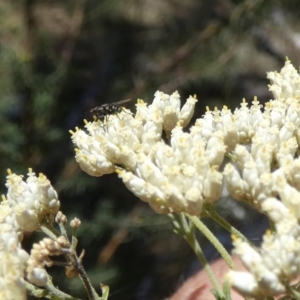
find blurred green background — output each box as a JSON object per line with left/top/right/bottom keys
{"left": 1, "top": 0, "right": 300, "bottom": 299}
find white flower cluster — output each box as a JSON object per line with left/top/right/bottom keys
{"left": 72, "top": 59, "right": 300, "bottom": 296}
{"left": 6, "top": 169, "right": 61, "bottom": 232}
{"left": 71, "top": 91, "right": 227, "bottom": 214}
{"left": 0, "top": 169, "right": 61, "bottom": 298}
{"left": 227, "top": 205, "right": 300, "bottom": 297}
{"left": 0, "top": 201, "right": 28, "bottom": 300}
{"left": 224, "top": 60, "right": 300, "bottom": 297}
{"left": 71, "top": 61, "right": 300, "bottom": 216}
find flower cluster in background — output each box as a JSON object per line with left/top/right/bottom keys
{"left": 0, "top": 200, "right": 28, "bottom": 300}
{"left": 72, "top": 59, "right": 300, "bottom": 297}
{"left": 6, "top": 169, "right": 60, "bottom": 232}
{"left": 1, "top": 169, "right": 61, "bottom": 299}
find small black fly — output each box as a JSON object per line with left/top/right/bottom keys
{"left": 90, "top": 99, "right": 132, "bottom": 121}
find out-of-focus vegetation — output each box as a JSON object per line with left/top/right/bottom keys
{"left": 1, "top": 0, "right": 300, "bottom": 299}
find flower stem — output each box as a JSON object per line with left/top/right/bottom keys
{"left": 185, "top": 213, "right": 235, "bottom": 269}
{"left": 170, "top": 213, "right": 225, "bottom": 299}
{"left": 74, "top": 252, "right": 101, "bottom": 300}
{"left": 286, "top": 284, "right": 300, "bottom": 300}
{"left": 40, "top": 221, "right": 61, "bottom": 239}
{"left": 45, "top": 276, "right": 81, "bottom": 300}
{"left": 203, "top": 204, "right": 255, "bottom": 247}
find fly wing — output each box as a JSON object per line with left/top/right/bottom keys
{"left": 113, "top": 99, "right": 132, "bottom": 106}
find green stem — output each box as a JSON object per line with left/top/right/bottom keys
{"left": 225, "top": 152, "right": 236, "bottom": 161}
{"left": 286, "top": 285, "right": 300, "bottom": 300}
{"left": 71, "top": 235, "right": 78, "bottom": 251}
{"left": 171, "top": 213, "right": 225, "bottom": 299}
{"left": 203, "top": 204, "right": 255, "bottom": 248}
{"left": 269, "top": 218, "right": 276, "bottom": 235}
{"left": 58, "top": 221, "right": 68, "bottom": 237}
{"left": 25, "top": 281, "right": 48, "bottom": 298}
{"left": 100, "top": 284, "right": 109, "bottom": 300}
{"left": 185, "top": 213, "right": 235, "bottom": 269}
{"left": 45, "top": 277, "right": 80, "bottom": 300}
{"left": 40, "top": 221, "right": 61, "bottom": 239}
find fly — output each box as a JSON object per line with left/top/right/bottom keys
{"left": 90, "top": 99, "right": 132, "bottom": 121}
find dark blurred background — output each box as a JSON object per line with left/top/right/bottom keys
{"left": 1, "top": 0, "right": 300, "bottom": 299}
